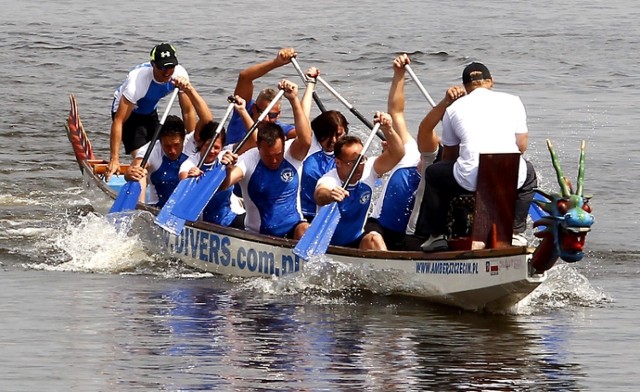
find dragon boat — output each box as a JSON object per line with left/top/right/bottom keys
{"left": 65, "top": 94, "right": 595, "bottom": 312}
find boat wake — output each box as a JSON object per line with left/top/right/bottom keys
{"left": 512, "top": 263, "right": 611, "bottom": 314}
{"left": 238, "top": 256, "right": 610, "bottom": 313}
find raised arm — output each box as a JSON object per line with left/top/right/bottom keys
{"left": 388, "top": 54, "right": 413, "bottom": 145}
{"left": 417, "top": 85, "right": 465, "bottom": 153}
{"left": 178, "top": 92, "right": 196, "bottom": 133}
{"left": 234, "top": 47, "right": 297, "bottom": 102}
{"left": 301, "top": 67, "right": 320, "bottom": 120}
{"left": 372, "top": 112, "right": 404, "bottom": 176}
{"left": 231, "top": 96, "right": 259, "bottom": 155}
{"left": 280, "top": 80, "right": 311, "bottom": 161}
{"left": 173, "top": 77, "right": 213, "bottom": 139}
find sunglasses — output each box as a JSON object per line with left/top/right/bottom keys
{"left": 155, "top": 64, "right": 176, "bottom": 71}
{"left": 254, "top": 104, "right": 280, "bottom": 119}
{"left": 341, "top": 155, "right": 367, "bottom": 167}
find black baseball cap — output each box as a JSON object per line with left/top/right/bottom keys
{"left": 150, "top": 43, "right": 178, "bottom": 68}
{"left": 462, "top": 62, "right": 492, "bottom": 84}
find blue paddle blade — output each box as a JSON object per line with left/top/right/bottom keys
{"left": 154, "top": 212, "right": 186, "bottom": 236}
{"left": 293, "top": 203, "right": 340, "bottom": 259}
{"left": 172, "top": 166, "right": 227, "bottom": 221}
{"left": 529, "top": 192, "right": 549, "bottom": 231}
{"left": 109, "top": 181, "right": 142, "bottom": 214}
{"left": 154, "top": 178, "right": 193, "bottom": 230}
{"left": 529, "top": 193, "right": 549, "bottom": 220}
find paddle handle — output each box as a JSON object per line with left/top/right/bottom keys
{"left": 342, "top": 122, "right": 381, "bottom": 186}
{"left": 404, "top": 65, "right": 436, "bottom": 108}
{"left": 316, "top": 76, "right": 386, "bottom": 141}
{"left": 196, "top": 98, "right": 236, "bottom": 168}
{"left": 139, "top": 88, "right": 180, "bottom": 168}
{"left": 231, "top": 89, "right": 285, "bottom": 154}
{"left": 290, "top": 57, "right": 326, "bottom": 113}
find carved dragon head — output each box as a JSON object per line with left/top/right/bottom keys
{"left": 532, "top": 140, "right": 595, "bottom": 266}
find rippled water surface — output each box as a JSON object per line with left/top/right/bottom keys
{"left": 1, "top": 0, "right": 638, "bottom": 390}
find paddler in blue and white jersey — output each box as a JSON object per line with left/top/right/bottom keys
{"left": 179, "top": 122, "right": 245, "bottom": 229}
{"left": 298, "top": 67, "right": 349, "bottom": 223}
{"left": 218, "top": 79, "right": 312, "bottom": 240}
{"left": 365, "top": 54, "right": 423, "bottom": 250}
{"left": 125, "top": 115, "right": 189, "bottom": 208}
{"left": 107, "top": 43, "right": 196, "bottom": 181}
{"left": 124, "top": 78, "right": 213, "bottom": 206}
{"left": 314, "top": 112, "right": 405, "bottom": 251}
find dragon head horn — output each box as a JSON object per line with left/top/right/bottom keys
{"left": 546, "top": 139, "right": 570, "bottom": 197}
{"left": 576, "top": 140, "right": 586, "bottom": 197}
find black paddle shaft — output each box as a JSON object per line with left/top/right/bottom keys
{"left": 196, "top": 96, "right": 237, "bottom": 168}
{"left": 290, "top": 57, "right": 326, "bottom": 113}
{"left": 138, "top": 88, "right": 180, "bottom": 168}
{"left": 342, "top": 122, "right": 381, "bottom": 186}
{"left": 315, "top": 76, "right": 386, "bottom": 141}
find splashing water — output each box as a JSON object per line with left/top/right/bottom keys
{"left": 33, "top": 211, "right": 155, "bottom": 273}
{"left": 238, "top": 254, "right": 445, "bottom": 305}
{"left": 513, "top": 263, "right": 610, "bottom": 315}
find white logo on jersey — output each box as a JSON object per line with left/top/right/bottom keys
{"left": 280, "top": 168, "right": 294, "bottom": 183}
{"left": 359, "top": 191, "right": 371, "bottom": 205}
{"left": 160, "top": 51, "right": 171, "bottom": 58}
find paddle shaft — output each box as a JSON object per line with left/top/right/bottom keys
{"left": 232, "top": 89, "right": 285, "bottom": 155}
{"left": 342, "top": 122, "right": 381, "bottom": 186}
{"left": 138, "top": 88, "right": 180, "bottom": 168}
{"left": 315, "top": 76, "right": 386, "bottom": 141}
{"left": 290, "top": 57, "right": 326, "bottom": 113}
{"left": 404, "top": 64, "right": 436, "bottom": 108}
{"left": 196, "top": 99, "right": 236, "bottom": 168}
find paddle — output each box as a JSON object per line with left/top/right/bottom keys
{"left": 109, "top": 87, "right": 179, "bottom": 214}
{"left": 315, "top": 75, "right": 386, "bottom": 141}
{"left": 404, "top": 64, "right": 436, "bottom": 108}
{"left": 155, "top": 97, "right": 237, "bottom": 234}
{"left": 170, "top": 89, "right": 286, "bottom": 226}
{"left": 293, "top": 121, "right": 382, "bottom": 259}
{"left": 290, "top": 57, "right": 326, "bottom": 113}
{"left": 529, "top": 192, "right": 549, "bottom": 231}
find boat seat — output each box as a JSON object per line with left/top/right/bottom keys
{"left": 448, "top": 153, "right": 520, "bottom": 250}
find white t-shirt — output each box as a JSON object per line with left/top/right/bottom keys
{"left": 442, "top": 87, "right": 528, "bottom": 191}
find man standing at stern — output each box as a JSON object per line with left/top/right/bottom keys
{"left": 106, "top": 43, "right": 196, "bottom": 180}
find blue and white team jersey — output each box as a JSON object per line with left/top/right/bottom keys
{"left": 179, "top": 155, "right": 239, "bottom": 226}
{"left": 135, "top": 134, "right": 196, "bottom": 206}
{"left": 236, "top": 139, "right": 304, "bottom": 236}
{"left": 225, "top": 100, "right": 295, "bottom": 145}
{"left": 370, "top": 139, "right": 421, "bottom": 233}
{"left": 135, "top": 140, "right": 187, "bottom": 207}
{"left": 300, "top": 134, "right": 335, "bottom": 217}
{"left": 111, "top": 63, "right": 189, "bottom": 115}
{"left": 316, "top": 159, "right": 379, "bottom": 246}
